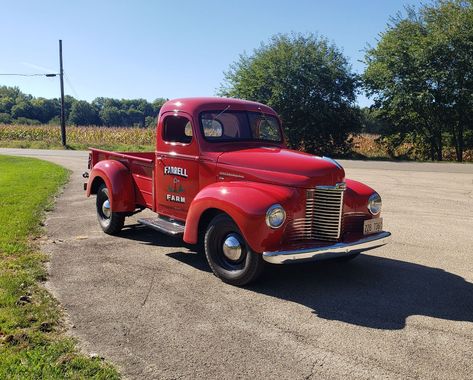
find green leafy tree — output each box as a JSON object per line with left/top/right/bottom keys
{"left": 0, "top": 112, "right": 12, "bottom": 124}
{"left": 364, "top": 0, "right": 473, "bottom": 161}
{"left": 11, "top": 101, "right": 35, "bottom": 120}
{"left": 100, "top": 106, "right": 125, "bottom": 126}
{"left": 63, "top": 95, "right": 77, "bottom": 121}
{"left": 360, "top": 108, "right": 390, "bottom": 134}
{"left": 126, "top": 108, "right": 144, "bottom": 127}
{"left": 0, "top": 86, "right": 23, "bottom": 100}
{"left": 0, "top": 98, "right": 14, "bottom": 115}
{"left": 31, "top": 98, "right": 60, "bottom": 123}
{"left": 219, "top": 33, "right": 360, "bottom": 155}
{"left": 152, "top": 98, "right": 167, "bottom": 115}
{"left": 69, "top": 100, "right": 100, "bottom": 125}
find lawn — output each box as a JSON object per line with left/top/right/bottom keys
{"left": 0, "top": 155, "right": 119, "bottom": 379}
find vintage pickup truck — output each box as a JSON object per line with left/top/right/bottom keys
{"left": 84, "top": 97, "right": 391, "bottom": 285}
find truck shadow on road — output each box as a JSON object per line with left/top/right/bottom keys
{"left": 118, "top": 224, "right": 211, "bottom": 272}
{"left": 116, "top": 226, "right": 473, "bottom": 330}
{"left": 251, "top": 255, "right": 473, "bottom": 330}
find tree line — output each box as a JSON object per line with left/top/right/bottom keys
{"left": 1, "top": 0, "right": 472, "bottom": 161}
{"left": 0, "top": 86, "right": 167, "bottom": 128}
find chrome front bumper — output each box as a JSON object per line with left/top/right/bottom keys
{"left": 262, "top": 231, "right": 391, "bottom": 264}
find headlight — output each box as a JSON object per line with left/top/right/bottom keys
{"left": 368, "top": 193, "right": 382, "bottom": 215}
{"left": 265, "top": 204, "right": 286, "bottom": 229}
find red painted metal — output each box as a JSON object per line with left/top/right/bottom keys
{"left": 184, "top": 181, "right": 298, "bottom": 252}
{"left": 86, "top": 159, "right": 136, "bottom": 212}
{"left": 86, "top": 97, "right": 384, "bottom": 253}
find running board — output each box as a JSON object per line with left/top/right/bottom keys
{"left": 138, "top": 217, "right": 185, "bottom": 237}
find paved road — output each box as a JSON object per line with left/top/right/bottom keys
{"left": 2, "top": 147, "right": 473, "bottom": 379}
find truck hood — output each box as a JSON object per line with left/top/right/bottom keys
{"left": 216, "top": 147, "right": 345, "bottom": 188}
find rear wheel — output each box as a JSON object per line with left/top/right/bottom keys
{"left": 204, "top": 214, "right": 264, "bottom": 286}
{"left": 96, "top": 183, "right": 125, "bottom": 235}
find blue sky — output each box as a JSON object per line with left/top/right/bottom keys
{"left": 1, "top": 0, "right": 423, "bottom": 107}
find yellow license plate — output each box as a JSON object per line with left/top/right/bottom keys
{"left": 363, "top": 218, "right": 383, "bottom": 235}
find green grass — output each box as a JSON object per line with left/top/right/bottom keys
{"left": 0, "top": 155, "right": 120, "bottom": 379}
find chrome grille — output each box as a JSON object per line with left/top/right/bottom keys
{"left": 286, "top": 183, "right": 345, "bottom": 242}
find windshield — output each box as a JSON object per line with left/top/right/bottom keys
{"left": 200, "top": 111, "right": 282, "bottom": 143}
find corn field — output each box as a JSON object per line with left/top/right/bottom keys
{"left": 0, "top": 124, "right": 155, "bottom": 149}
{"left": 1, "top": 124, "right": 472, "bottom": 161}
{"left": 351, "top": 134, "right": 473, "bottom": 162}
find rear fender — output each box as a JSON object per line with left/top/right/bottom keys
{"left": 184, "top": 181, "right": 297, "bottom": 253}
{"left": 86, "top": 160, "right": 135, "bottom": 212}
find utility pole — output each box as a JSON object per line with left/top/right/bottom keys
{"left": 59, "top": 39, "right": 66, "bottom": 147}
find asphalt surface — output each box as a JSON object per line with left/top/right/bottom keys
{"left": 1, "top": 147, "right": 473, "bottom": 379}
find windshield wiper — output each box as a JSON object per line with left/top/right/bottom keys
{"left": 213, "top": 105, "right": 230, "bottom": 120}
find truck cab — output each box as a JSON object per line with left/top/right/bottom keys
{"left": 85, "top": 97, "right": 391, "bottom": 286}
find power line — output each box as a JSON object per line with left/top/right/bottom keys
{"left": 0, "top": 73, "right": 59, "bottom": 77}
{"left": 1, "top": 41, "right": 66, "bottom": 147}
{"left": 64, "top": 73, "right": 79, "bottom": 98}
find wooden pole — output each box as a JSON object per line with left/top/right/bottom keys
{"left": 59, "top": 40, "right": 66, "bottom": 147}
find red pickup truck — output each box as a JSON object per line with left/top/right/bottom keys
{"left": 84, "top": 97, "right": 390, "bottom": 285}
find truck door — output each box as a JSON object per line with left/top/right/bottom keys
{"left": 155, "top": 111, "right": 200, "bottom": 221}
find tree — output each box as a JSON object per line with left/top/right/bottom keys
{"left": 69, "top": 100, "right": 100, "bottom": 125}
{"left": 152, "top": 98, "right": 167, "bottom": 115}
{"left": 63, "top": 95, "right": 77, "bottom": 121}
{"left": 360, "top": 108, "right": 390, "bottom": 134}
{"left": 0, "top": 86, "right": 19, "bottom": 114}
{"left": 100, "top": 106, "right": 125, "bottom": 126}
{"left": 364, "top": 0, "right": 473, "bottom": 161}
{"left": 0, "top": 113, "right": 12, "bottom": 124}
{"left": 219, "top": 33, "right": 360, "bottom": 155}
{"left": 31, "top": 98, "right": 60, "bottom": 123}
{"left": 11, "top": 101, "right": 35, "bottom": 120}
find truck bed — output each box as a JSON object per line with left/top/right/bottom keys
{"left": 89, "top": 148, "right": 155, "bottom": 209}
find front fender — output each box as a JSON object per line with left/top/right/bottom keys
{"left": 86, "top": 160, "right": 135, "bottom": 212}
{"left": 344, "top": 179, "right": 378, "bottom": 216}
{"left": 184, "top": 181, "right": 297, "bottom": 253}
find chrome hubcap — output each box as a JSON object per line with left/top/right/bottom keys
{"left": 102, "top": 199, "right": 111, "bottom": 218}
{"left": 222, "top": 233, "right": 243, "bottom": 261}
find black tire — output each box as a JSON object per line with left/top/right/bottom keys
{"left": 204, "top": 214, "right": 264, "bottom": 286}
{"left": 96, "top": 183, "right": 125, "bottom": 235}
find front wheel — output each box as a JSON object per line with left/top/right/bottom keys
{"left": 204, "top": 214, "right": 264, "bottom": 286}
{"left": 96, "top": 183, "right": 125, "bottom": 235}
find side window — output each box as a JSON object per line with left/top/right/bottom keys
{"left": 162, "top": 115, "right": 193, "bottom": 144}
